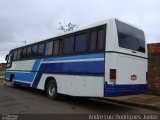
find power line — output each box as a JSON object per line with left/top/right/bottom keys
{"left": 3, "top": 40, "right": 26, "bottom": 44}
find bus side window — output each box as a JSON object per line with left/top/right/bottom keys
{"left": 38, "top": 43, "right": 45, "bottom": 57}
{"left": 13, "top": 50, "right": 17, "bottom": 60}
{"left": 59, "top": 39, "right": 63, "bottom": 55}
{"left": 45, "top": 41, "right": 53, "bottom": 56}
{"left": 32, "top": 44, "right": 38, "bottom": 57}
{"left": 98, "top": 29, "right": 105, "bottom": 50}
{"left": 17, "top": 49, "right": 22, "bottom": 60}
{"left": 6, "top": 52, "right": 13, "bottom": 68}
{"left": 63, "top": 36, "right": 74, "bottom": 54}
{"left": 53, "top": 40, "right": 59, "bottom": 55}
{"left": 22, "top": 47, "right": 26, "bottom": 58}
{"left": 27, "top": 46, "right": 32, "bottom": 58}
{"left": 75, "top": 33, "right": 88, "bottom": 53}
{"left": 89, "top": 30, "right": 97, "bottom": 51}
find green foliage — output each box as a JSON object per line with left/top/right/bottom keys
{"left": 0, "top": 71, "right": 4, "bottom": 76}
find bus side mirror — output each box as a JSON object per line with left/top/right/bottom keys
{"left": 5, "top": 54, "right": 9, "bottom": 61}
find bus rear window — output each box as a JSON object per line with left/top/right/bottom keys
{"left": 116, "top": 20, "right": 145, "bottom": 53}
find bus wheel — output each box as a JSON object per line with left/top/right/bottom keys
{"left": 11, "top": 77, "right": 17, "bottom": 88}
{"left": 10, "top": 76, "right": 19, "bottom": 88}
{"left": 10, "top": 76, "right": 16, "bottom": 87}
{"left": 46, "top": 80, "right": 58, "bottom": 100}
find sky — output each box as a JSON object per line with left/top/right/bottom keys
{"left": 0, "top": 0, "right": 160, "bottom": 63}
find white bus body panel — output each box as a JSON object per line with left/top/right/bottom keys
{"left": 7, "top": 60, "right": 35, "bottom": 71}
{"left": 104, "top": 19, "right": 148, "bottom": 96}
{"left": 117, "top": 55, "right": 147, "bottom": 84}
{"left": 37, "top": 74, "right": 104, "bottom": 97}
{"left": 105, "top": 19, "right": 148, "bottom": 85}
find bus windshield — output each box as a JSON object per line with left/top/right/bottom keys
{"left": 116, "top": 20, "right": 145, "bottom": 53}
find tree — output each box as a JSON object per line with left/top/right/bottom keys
{"left": 58, "top": 22, "right": 78, "bottom": 33}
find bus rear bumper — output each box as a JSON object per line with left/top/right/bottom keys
{"left": 104, "top": 84, "right": 148, "bottom": 97}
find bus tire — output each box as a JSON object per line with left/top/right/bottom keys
{"left": 46, "top": 79, "right": 58, "bottom": 100}
{"left": 10, "top": 75, "right": 20, "bottom": 88}
{"left": 10, "top": 75, "right": 16, "bottom": 87}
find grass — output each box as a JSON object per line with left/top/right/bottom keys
{"left": 0, "top": 71, "right": 5, "bottom": 76}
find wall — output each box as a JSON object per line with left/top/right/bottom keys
{"left": 147, "top": 43, "right": 160, "bottom": 93}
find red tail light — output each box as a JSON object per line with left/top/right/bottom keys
{"left": 110, "top": 69, "right": 116, "bottom": 80}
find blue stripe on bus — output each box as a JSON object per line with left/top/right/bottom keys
{"left": 5, "top": 72, "right": 35, "bottom": 82}
{"left": 14, "top": 72, "right": 35, "bottom": 82}
{"left": 5, "top": 72, "right": 11, "bottom": 80}
{"left": 41, "top": 61, "right": 104, "bottom": 74}
{"left": 104, "top": 84, "right": 148, "bottom": 96}
{"left": 31, "top": 60, "right": 105, "bottom": 88}
{"left": 6, "top": 53, "right": 105, "bottom": 88}
{"left": 14, "top": 81, "right": 31, "bottom": 87}
{"left": 43, "top": 53, "right": 104, "bottom": 62}
{"left": 5, "top": 59, "right": 42, "bottom": 82}
{"left": 32, "top": 59, "right": 42, "bottom": 71}
{"left": 6, "top": 61, "right": 105, "bottom": 87}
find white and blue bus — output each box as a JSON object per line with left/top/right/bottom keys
{"left": 5, "top": 18, "right": 148, "bottom": 99}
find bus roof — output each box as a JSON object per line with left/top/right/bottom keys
{"left": 10, "top": 18, "right": 143, "bottom": 51}
{"left": 10, "top": 19, "right": 110, "bottom": 51}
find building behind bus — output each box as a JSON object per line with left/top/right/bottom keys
{"left": 147, "top": 43, "right": 160, "bottom": 93}
{"left": 0, "top": 63, "right": 6, "bottom": 71}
